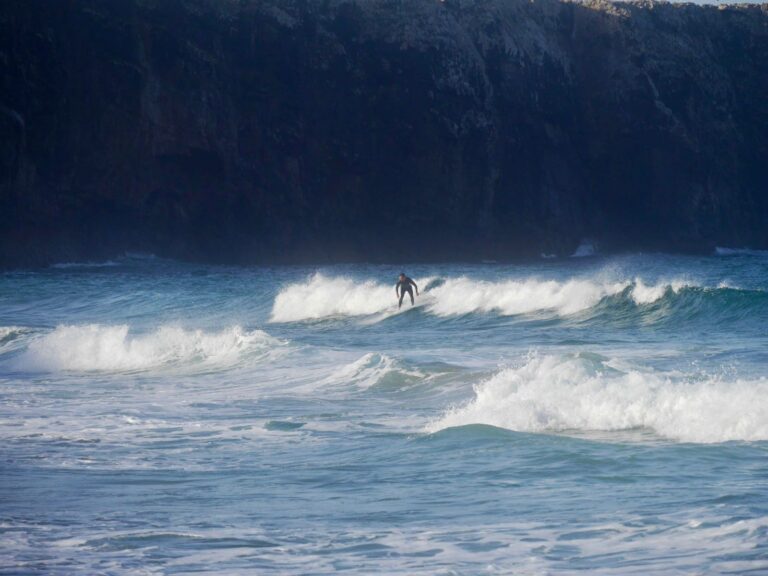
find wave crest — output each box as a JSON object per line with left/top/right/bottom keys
{"left": 16, "top": 324, "right": 283, "bottom": 372}
{"left": 427, "top": 354, "right": 768, "bottom": 443}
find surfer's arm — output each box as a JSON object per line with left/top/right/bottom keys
{"left": 395, "top": 282, "right": 400, "bottom": 296}
{"left": 410, "top": 279, "right": 419, "bottom": 295}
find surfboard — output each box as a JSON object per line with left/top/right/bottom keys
{"left": 360, "top": 298, "right": 426, "bottom": 325}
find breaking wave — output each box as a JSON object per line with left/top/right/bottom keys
{"left": 16, "top": 324, "right": 284, "bottom": 372}
{"left": 269, "top": 274, "right": 756, "bottom": 321}
{"left": 270, "top": 274, "right": 395, "bottom": 322}
{"left": 427, "top": 354, "right": 768, "bottom": 443}
{"left": 628, "top": 278, "right": 689, "bottom": 304}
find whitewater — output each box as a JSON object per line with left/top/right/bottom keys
{"left": 1, "top": 252, "right": 767, "bottom": 574}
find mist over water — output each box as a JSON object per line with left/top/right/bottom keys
{"left": 1, "top": 253, "right": 767, "bottom": 573}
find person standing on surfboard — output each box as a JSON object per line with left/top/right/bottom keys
{"left": 396, "top": 273, "right": 419, "bottom": 309}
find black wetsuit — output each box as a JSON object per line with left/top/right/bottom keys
{"left": 396, "top": 277, "right": 418, "bottom": 308}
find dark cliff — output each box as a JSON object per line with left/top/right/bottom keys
{"left": 1, "top": 0, "right": 767, "bottom": 265}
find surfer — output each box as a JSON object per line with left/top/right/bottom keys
{"left": 396, "top": 273, "right": 419, "bottom": 309}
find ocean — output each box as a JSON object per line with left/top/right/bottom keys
{"left": 1, "top": 252, "right": 767, "bottom": 574}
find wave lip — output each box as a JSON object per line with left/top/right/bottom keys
{"left": 427, "top": 354, "right": 768, "bottom": 443}
{"left": 15, "top": 324, "right": 283, "bottom": 372}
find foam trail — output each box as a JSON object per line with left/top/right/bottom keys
{"left": 50, "top": 260, "right": 120, "bottom": 269}
{"left": 16, "top": 324, "right": 283, "bottom": 372}
{"left": 122, "top": 252, "right": 159, "bottom": 260}
{"left": 270, "top": 273, "right": 400, "bottom": 322}
{"left": 427, "top": 354, "right": 768, "bottom": 443}
{"left": 715, "top": 247, "right": 768, "bottom": 257}
{"left": 425, "top": 277, "right": 629, "bottom": 316}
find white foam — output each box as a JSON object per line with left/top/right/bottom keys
{"left": 270, "top": 273, "right": 406, "bottom": 322}
{"left": 425, "top": 277, "right": 629, "bottom": 316}
{"left": 427, "top": 354, "right": 768, "bottom": 443}
{"left": 16, "top": 324, "right": 283, "bottom": 372}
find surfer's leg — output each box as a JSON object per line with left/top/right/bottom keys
{"left": 409, "top": 288, "right": 414, "bottom": 305}
{"left": 398, "top": 292, "right": 404, "bottom": 309}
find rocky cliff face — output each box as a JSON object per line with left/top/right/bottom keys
{"left": 1, "top": 0, "right": 767, "bottom": 265}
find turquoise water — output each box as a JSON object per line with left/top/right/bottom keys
{"left": 1, "top": 252, "right": 767, "bottom": 574}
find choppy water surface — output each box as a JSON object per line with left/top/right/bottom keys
{"left": 1, "top": 253, "right": 767, "bottom": 574}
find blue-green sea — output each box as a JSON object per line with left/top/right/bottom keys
{"left": 1, "top": 251, "right": 767, "bottom": 574}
